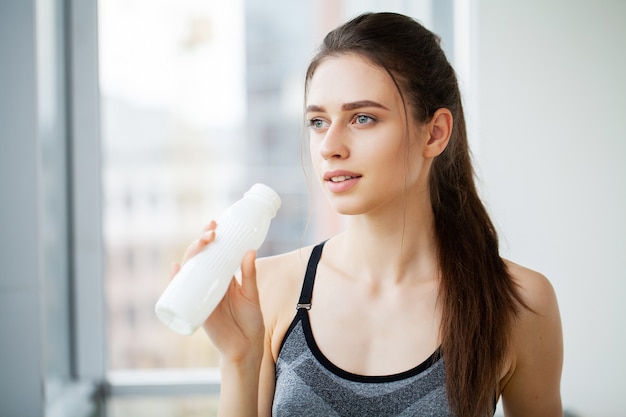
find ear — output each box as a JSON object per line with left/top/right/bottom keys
{"left": 423, "top": 108, "right": 453, "bottom": 158}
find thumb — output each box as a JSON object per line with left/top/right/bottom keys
{"left": 240, "top": 250, "right": 258, "bottom": 301}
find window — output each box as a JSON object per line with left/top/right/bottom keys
{"left": 1, "top": 0, "right": 450, "bottom": 415}
{"left": 99, "top": 0, "right": 435, "bottom": 415}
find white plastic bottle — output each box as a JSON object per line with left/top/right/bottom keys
{"left": 155, "top": 183, "right": 281, "bottom": 335}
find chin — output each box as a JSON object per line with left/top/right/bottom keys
{"left": 327, "top": 199, "right": 368, "bottom": 216}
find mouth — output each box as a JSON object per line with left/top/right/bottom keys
{"left": 324, "top": 170, "right": 362, "bottom": 182}
{"left": 329, "top": 175, "right": 360, "bottom": 183}
{"left": 323, "top": 171, "right": 362, "bottom": 193}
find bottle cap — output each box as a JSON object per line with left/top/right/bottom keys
{"left": 246, "top": 183, "right": 282, "bottom": 217}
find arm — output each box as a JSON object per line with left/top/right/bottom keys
{"left": 258, "top": 340, "right": 277, "bottom": 417}
{"left": 174, "top": 224, "right": 302, "bottom": 415}
{"left": 203, "top": 249, "right": 266, "bottom": 417}
{"left": 174, "top": 223, "right": 268, "bottom": 416}
{"left": 501, "top": 265, "right": 563, "bottom": 417}
{"left": 218, "top": 354, "right": 263, "bottom": 416}
{"left": 218, "top": 326, "right": 277, "bottom": 417}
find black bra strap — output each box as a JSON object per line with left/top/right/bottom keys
{"left": 296, "top": 240, "right": 326, "bottom": 310}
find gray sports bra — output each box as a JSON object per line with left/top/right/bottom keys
{"left": 272, "top": 241, "right": 457, "bottom": 417}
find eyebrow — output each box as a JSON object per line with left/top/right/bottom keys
{"left": 306, "top": 100, "right": 390, "bottom": 113}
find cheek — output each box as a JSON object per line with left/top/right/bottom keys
{"left": 386, "top": 139, "right": 423, "bottom": 183}
{"left": 381, "top": 138, "right": 410, "bottom": 170}
{"left": 309, "top": 139, "right": 323, "bottom": 174}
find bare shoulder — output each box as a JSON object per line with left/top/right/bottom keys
{"left": 500, "top": 259, "right": 563, "bottom": 416}
{"left": 255, "top": 245, "right": 316, "bottom": 357}
{"left": 256, "top": 245, "right": 315, "bottom": 278}
{"left": 503, "top": 259, "right": 562, "bottom": 359}
{"left": 505, "top": 260, "right": 559, "bottom": 315}
{"left": 255, "top": 245, "right": 316, "bottom": 300}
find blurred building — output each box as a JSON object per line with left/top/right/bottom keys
{"left": 101, "top": 0, "right": 338, "bottom": 372}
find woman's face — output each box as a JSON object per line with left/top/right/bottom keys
{"left": 306, "top": 53, "right": 429, "bottom": 216}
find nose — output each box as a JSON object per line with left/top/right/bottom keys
{"left": 319, "top": 123, "right": 349, "bottom": 160}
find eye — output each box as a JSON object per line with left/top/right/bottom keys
{"left": 354, "top": 114, "right": 375, "bottom": 125}
{"left": 307, "top": 118, "right": 328, "bottom": 130}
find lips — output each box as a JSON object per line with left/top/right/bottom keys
{"left": 324, "top": 170, "right": 362, "bottom": 193}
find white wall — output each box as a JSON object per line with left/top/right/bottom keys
{"left": 474, "top": 1, "right": 626, "bottom": 416}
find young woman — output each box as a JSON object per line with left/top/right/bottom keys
{"left": 174, "top": 12, "right": 563, "bottom": 417}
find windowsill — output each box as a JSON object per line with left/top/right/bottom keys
{"left": 45, "top": 381, "right": 100, "bottom": 417}
{"left": 105, "top": 368, "right": 221, "bottom": 396}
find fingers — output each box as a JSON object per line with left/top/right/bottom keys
{"left": 199, "top": 220, "right": 217, "bottom": 244}
{"left": 201, "top": 220, "right": 217, "bottom": 235}
{"left": 181, "top": 221, "right": 217, "bottom": 265}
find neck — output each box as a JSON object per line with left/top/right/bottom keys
{"left": 332, "top": 196, "right": 438, "bottom": 285}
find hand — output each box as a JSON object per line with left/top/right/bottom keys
{"left": 171, "top": 221, "right": 265, "bottom": 364}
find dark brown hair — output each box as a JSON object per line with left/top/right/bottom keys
{"left": 305, "top": 12, "right": 527, "bottom": 417}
